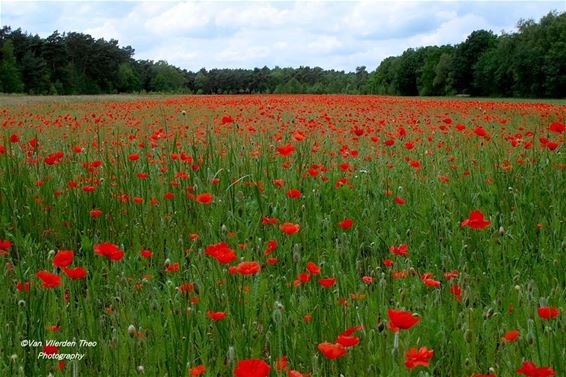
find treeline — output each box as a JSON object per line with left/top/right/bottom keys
{"left": 369, "top": 11, "right": 566, "bottom": 98}
{"left": 1, "top": 11, "right": 565, "bottom": 97}
{"left": 0, "top": 26, "right": 368, "bottom": 95}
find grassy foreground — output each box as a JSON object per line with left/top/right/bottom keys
{"left": 0, "top": 95, "right": 564, "bottom": 377}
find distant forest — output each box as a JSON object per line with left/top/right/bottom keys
{"left": 0, "top": 11, "right": 564, "bottom": 97}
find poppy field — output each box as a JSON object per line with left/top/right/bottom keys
{"left": 0, "top": 95, "right": 564, "bottom": 377}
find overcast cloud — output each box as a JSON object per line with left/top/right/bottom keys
{"left": 1, "top": 1, "right": 564, "bottom": 72}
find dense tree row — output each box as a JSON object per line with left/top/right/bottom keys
{"left": 0, "top": 26, "right": 368, "bottom": 95}
{"left": 1, "top": 10, "right": 564, "bottom": 97}
{"left": 369, "top": 11, "right": 566, "bottom": 98}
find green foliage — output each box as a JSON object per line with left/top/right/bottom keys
{"left": 0, "top": 39, "right": 24, "bottom": 93}
{"left": 369, "top": 11, "right": 566, "bottom": 98}
{"left": 150, "top": 61, "right": 185, "bottom": 92}
{"left": 116, "top": 63, "right": 141, "bottom": 93}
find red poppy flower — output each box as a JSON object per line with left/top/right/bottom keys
{"left": 94, "top": 243, "right": 124, "bottom": 261}
{"left": 537, "top": 306, "right": 560, "bottom": 320}
{"left": 287, "top": 189, "right": 302, "bottom": 198}
{"left": 36, "top": 271, "right": 62, "bottom": 288}
{"left": 474, "top": 127, "right": 488, "bottom": 137}
{"left": 423, "top": 278, "right": 441, "bottom": 288}
{"left": 128, "top": 153, "right": 139, "bottom": 161}
{"left": 273, "top": 179, "right": 286, "bottom": 188}
{"left": 0, "top": 239, "right": 12, "bottom": 253}
{"left": 89, "top": 209, "right": 103, "bottom": 217}
{"left": 207, "top": 311, "right": 227, "bottom": 321}
{"left": 280, "top": 223, "right": 300, "bottom": 235}
{"left": 501, "top": 329, "right": 519, "bottom": 343}
{"left": 335, "top": 335, "right": 359, "bottom": 347}
{"left": 306, "top": 262, "right": 320, "bottom": 275}
{"left": 232, "top": 261, "right": 260, "bottom": 275}
{"left": 43, "top": 345, "right": 58, "bottom": 355}
{"left": 165, "top": 263, "right": 180, "bottom": 272}
{"left": 387, "top": 309, "right": 420, "bottom": 331}
{"left": 461, "top": 210, "right": 491, "bottom": 229}
{"left": 204, "top": 242, "right": 237, "bottom": 264}
{"left": 63, "top": 266, "right": 87, "bottom": 279}
{"left": 53, "top": 250, "right": 74, "bottom": 268}
{"left": 389, "top": 244, "right": 408, "bottom": 256}
{"left": 546, "top": 141, "right": 559, "bottom": 151}
{"left": 276, "top": 143, "right": 295, "bottom": 157}
{"left": 317, "top": 342, "right": 347, "bottom": 359}
{"left": 221, "top": 115, "right": 233, "bottom": 124}
{"left": 140, "top": 249, "right": 153, "bottom": 258}
{"left": 548, "top": 121, "right": 565, "bottom": 134}
{"left": 450, "top": 283, "right": 462, "bottom": 302}
{"left": 404, "top": 346, "right": 433, "bottom": 369}
{"left": 196, "top": 193, "right": 213, "bottom": 204}
{"left": 189, "top": 364, "right": 206, "bottom": 376}
{"left": 394, "top": 196, "right": 405, "bottom": 205}
{"left": 444, "top": 270, "right": 459, "bottom": 280}
{"left": 262, "top": 216, "right": 279, "bottom": 225}
{"left": 318, "top": 277, "right": 336, "bottom": 287}
{"left": 338, "top": 219, "right": 353, "bottom": 229}
{"left": 16, "top": 281, "right": 33, "bottom": 292}
{"left": 298, "top": 273, "right": 311, "bottom": 283}
{"left": 517, "top": 361, "right": 555, "bottom": 377}
{"left": 275, "top": 355, "right": 287, "bottom": 371}
{"left": 233, "top": 359, "right": 271, "bottom": 377}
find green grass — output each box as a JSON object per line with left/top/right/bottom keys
{"left": 0, "top": 95, "right": 564, "bottom": 377}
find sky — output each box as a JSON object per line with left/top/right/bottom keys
{"left": 1, "top": 0, "right": 565, "bottom": 72}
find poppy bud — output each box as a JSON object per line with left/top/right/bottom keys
{"left": 464, "top": 329, "right": 472, "bottom": 343}
{"left": 128, "top": 324, "right": 136, "bottom": 337}
{"left": 391, "top": 332, "right": 399, "bottom": 357}
{"left": 292, "top": 244, "right": 301, "bottom": 262}
{"left": 193, "top": 282, "right": 200, "bottom": 295}
{"left": 376, "top": 317, "right": 385, "bottom": 333}
{"left": 539, "top": 297, "right": 548, "bottom": 307}
{"left": 272, "top": 303, "right": 283, "bottom": 324}
{"left": 527, "top": 319, "right": 535, "bottom": 345}
{"left": 498, "top": 226, "right": 506, "bottom": 236}
{"left": 226, "top": 346, "right": 235, "bottom": 367}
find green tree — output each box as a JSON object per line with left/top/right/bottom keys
{"left": 0, "top": 39, "right": 23, "bottom": 93}
{"left": 151, "top": 61, "right": 185, "bottom": 92}
{"left": 117, "top": 63, "right": 141, "bottom": 92}
{"left": 452, "top": 30, "right": 498, "bottom": 95}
